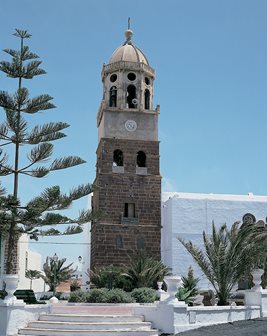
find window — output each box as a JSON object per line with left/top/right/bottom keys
{"left": 110, "top": 74, "right": 117, "bottom": 82}
{"left": 109, "top": 86, "right": 117, "bottom": 107}
{"left": 115, "top": 236, "right": 123, "bottom": 248}
{"left": 124, "top": 203, "right": 135, "bottom": 218}
{"left": 137, "top": 151, "right": 146, "bottom": 167}
{"left": 144, "top": 89, "right": 150, "bottom": 110}
{"left": 145, "top": 77, "right": 150, "bottom": 85}
{"left": 127, "top": 72, "right": 136, "bottom": 81}
{"left": 113, "top": 149, "right": 123, "bottom": 166}
{"left": 127, "top": 85, "right": 136, "bottom": 108}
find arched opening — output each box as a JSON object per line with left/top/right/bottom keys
{"left": 113, "top": 149, "right": 123, "bottom": 166}
{"left": 109, "top": 86, "right": 117, "bottom": 107}
{"left": 127, "top": 85, "right": 136, "bottom": 108}
{"left": 144, "top": 89, "right": 150, "bottom": 110}
{"left": 137, "top": 151, "right": 146, "bottom": 167}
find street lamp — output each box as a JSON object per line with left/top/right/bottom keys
{"left": 52, "top": 253, "right": 58, "bottom": 297}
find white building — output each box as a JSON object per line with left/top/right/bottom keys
{"left": 0, "top": 234, "right": 44, "bottom": 292}
{"left": 161, "top": 192, "right": 267, "bottom": 288}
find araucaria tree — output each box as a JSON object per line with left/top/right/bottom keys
{"left": 178, "top": 222, "right": 267, "bottom": 305}
{"left": 0, "top": 29, "right": 95, "bottom": 275}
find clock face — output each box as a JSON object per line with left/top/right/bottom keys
{"left": 125, "top": 120, "right": 137, "bottom": 132}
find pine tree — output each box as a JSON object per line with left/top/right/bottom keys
{"left": 0, "top": 29, "right": 95, "bottom": 274}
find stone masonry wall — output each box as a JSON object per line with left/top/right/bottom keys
{"left": 91, "top": 138, "right": 161, "bottom": 268}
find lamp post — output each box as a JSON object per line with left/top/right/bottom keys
{"left": 52, "top": 253, "right": 58, "bottom": 297}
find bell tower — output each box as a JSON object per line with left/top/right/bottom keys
{"left": 91, "top": 25, "right": 161, "bottom": 268}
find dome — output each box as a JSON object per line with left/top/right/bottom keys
{"left": 109, "top": 29, "right": 149, "bottom": 65}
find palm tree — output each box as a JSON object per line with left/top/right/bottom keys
{"left": 178, "top": 222, "right": 267, "bottom": 305}
{"left": 41, "top": 256, "right": 75, "bottom": 292}
{"left": 122, "top": 251, "right": 171, "bottom": 289}
{"left": 25, "top": 270, "right": 42, "bottom": 290}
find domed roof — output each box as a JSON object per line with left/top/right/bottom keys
{"left": 109, "top": 29, "right": 149, "bottom": 65}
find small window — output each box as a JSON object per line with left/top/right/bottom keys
{"left": 109, "top": 86, "right": 117, "bottom": 107}
{"left": 110, "top": 74, "right": 117, "bottom": 82}
{"left": 115, "top": 236, "right": 123, "bottom": 248}
{"left": 144, "top": 89, "right": 150, "bottom": 110}
{"left": 137, "top": 237, "right": 145, "bottom": 250}
{"left": 127, "top": 72, "right": 136, "bottom": 81}
{"left": 127, "top": 85, "right": 136, "bottom": 108}
{"left": 124, "top": 203, "right": 135, "bottom": 218}
{"left": 145, "top": 77, "right": 150, "bottom": 85}
{"left": 113, "top": 149, "right": 123, "bottom": 166}
{"left": 137, "top": 151, "right": 146, "bottom": 167}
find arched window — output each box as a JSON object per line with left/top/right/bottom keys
{"left": 137, "top": 151, "right": 146, "bottom": 167}
{"left": 113, "top": 149, "right": 123, "bottom": 166}
{"left": 144, "top": 89, "right": 150, "bottom": 110}
{"left": 127, "top": 85, "right": 136, "bottom": 108}
{"left": 109, "top": 86, "right": 117, "bottom": 107}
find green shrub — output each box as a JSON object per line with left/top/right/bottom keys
{"left": 84, "top": 288, "right": 135, "bottom": 303}
{"left": 131, "top": 287, "right": 158, "bottom": 303}
{"left": 85, "top": 288, "right": 110, "bottom": 303}
{"left": 106, "top": 288, "right": 135, "bottom": 303}
{"left": 68, "top": 290, "right": 87, "bottom": 303}
{"left": 70, "top": 279, "right": 81, "bottom": 292}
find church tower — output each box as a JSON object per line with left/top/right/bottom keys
{"left": 90, "top": 25, "right": 161, "bottom": 268}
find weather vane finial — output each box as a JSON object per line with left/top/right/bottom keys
{"left": 124, "top": 17, "right": 133, "bottom": 44}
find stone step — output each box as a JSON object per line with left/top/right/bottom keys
{"left": 40, "top": 314, "right": 144, "bottom": 323}
{"left": 51, "top": 305, "right": 134, "bottom": 315}
{"left": 28, "top": 321, "right": 152, "bottom": 330}
{"left": 18, "top": 328, "right": 159, "bottom": 336}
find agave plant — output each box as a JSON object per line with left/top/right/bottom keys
{"left": 178, "top": 222, "right": 267, "bottom": 305}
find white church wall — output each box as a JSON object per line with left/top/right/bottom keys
{"left": 17, "top": 234, "right": 44, "bottom": 292}
{"left": 162, "top": 192, "right": 267, "bottom": 288}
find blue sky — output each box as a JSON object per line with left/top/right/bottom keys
{"left": 1, "top": 0, "right": 267, "bottom": 265}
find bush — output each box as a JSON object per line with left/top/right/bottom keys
{"left": 85, "top": 288, "right": 135, "bottom": 303}
{"left": 85, "top": 288, "right": 109, "bottom": 303}
{"left": 106, "top": 288, "right": 135, "bottom": 303}
{"left": 68, "top": 290, "right": 87, "bottom": 303}
{"left": 131, "top": 287, "right": 158, "bottom": 303}
{"left": 70, "top": 279, "right": 81, "bottom": 292}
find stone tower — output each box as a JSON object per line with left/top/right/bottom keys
{"left": 90, "top": 27, "right": 161, "bottom": 268}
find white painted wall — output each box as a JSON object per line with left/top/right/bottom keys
{"left": 17, "top": 234, "right": 44, "bottom": 292}
{"left": 162, "top": 192, "right": 267, "bottom": 288}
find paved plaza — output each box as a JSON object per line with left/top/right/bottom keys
{"left": 176, "top": 318, "right": 267, "bottom": 336}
